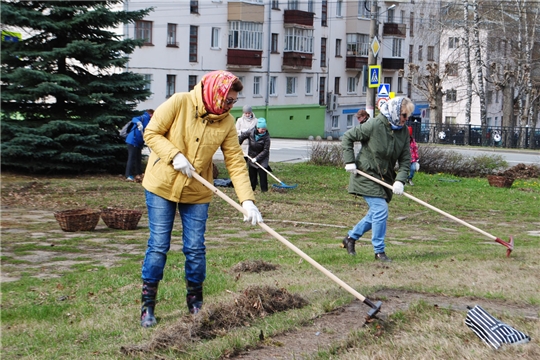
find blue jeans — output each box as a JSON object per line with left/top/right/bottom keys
{"left": 141, "top": 190, "right": 209, "bottom": 285}
{"left": 408, "top": 162, "right": 416, "bottom": 180}
{"left": 348, "top": 196, "right": 388, "bottom": 254}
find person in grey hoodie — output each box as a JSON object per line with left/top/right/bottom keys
{"left": 341, "top": 97, "right": 414, "bottom": 262}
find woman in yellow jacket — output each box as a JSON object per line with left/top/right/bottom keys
{"left": 140, "top": 70, "right": 263, "bottom": 327}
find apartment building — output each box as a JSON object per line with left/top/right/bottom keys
{"left": 124, "top": 0, "right": 434, "bottom": 138}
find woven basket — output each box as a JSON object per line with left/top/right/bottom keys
{"left": 101, "top": 208, "right": 142, "bottom": 230}
{"left": 487, "top": 175, "right": 514, "bottom": 188}
{"left": 54, "top": 208, "right": 101, "bottom": 232}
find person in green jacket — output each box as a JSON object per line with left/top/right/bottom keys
{"left": 341, "top": 97, "right": 414, "bottom": 262}
{"left": 139, "top": 70, "right": 263, "bottom": 327}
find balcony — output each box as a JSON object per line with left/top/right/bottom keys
{"left": 382, "top": 23, "right": 406, "bottom": 37}
{"left": 346, "top": 56, "right": 368, "bottom": 70}
{"left": 283, "top": 9, "right": 314, "bottom": 27}
{"left": 381, "top": 58, "right": 405, "bottom": 70}
{"left": 282, "top": 52, "right": 312, "bottom": 69}
{"left": 227, "top": 49, "right": 263, "bottom": 68}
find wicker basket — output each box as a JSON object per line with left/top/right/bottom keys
{"left": 487, "top": 175, "right": 514, "bottom": 188}
{"left": 101, "top": 208, "right": 142, "bottom": 230}
{"left": 54, "top": 208, "right": 101, "bottom": 232}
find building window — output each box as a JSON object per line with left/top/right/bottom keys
{"left": 306, "top": 76, "right": 313, "bottom": 95}
{"left": 320, "top": 37, "right": 327, "bottom": 67}
{"left": 336, "top": 0, "right": 343, "bottom": 17}
{"left": 397, "top": 77, "right": 403, "bottom": 93}
{"left": 495, "top": 90, "right": 499, "bottom": 103}
{"left": 143, "top": 74, "right": 152, "bottom": 92}
{"left": 347, "top": 77, "right": 357, "bottom": 94}
{"left": 211, "top": 27, "right": 220, "bottom": 49}
{"left": 334, "top": 77, "right": 340, "bottom": 94}
{"left": 418, "top": 45, "right": 423, "bottom": 61}
{"left": 407, "top": 82, "right": 412, "bottom": 97}
{"left": 446, "top": 63, "right": 458, "bottom": 76}
{"left": 236, "top": 76, "right": 244, "bottom": 97}
{"left": 409, "top": 44, "right": 413, "bottom": 63}
{"left": 362, "top": 71, "right": 367, "bottom": 93}
{"left": 319, "top": 77, "right": 326, "bottom": 105}
{"left": 409, "top": 13, "right": 414, "bottom": 37}
{"left": 286, "top": 77, "right": 297, "bottom": 95}
{"left": 166, "top": 75, "right": 176, "bottom": 98}
{"left": 308, "top": 0, "right": 314, "bottom": 13}
{"left": 383, "top": 77, "right": 392, "bottom": 89}
{"left": 321, "top": 0, "right": 328, "bottom": 26}
{"left": 445, "top": 116, "right": 456, "bottom": 125}
{"left": 358, "top": 1, "right": 371, "bottom": 18}
{"left": 271, "top": 33, "right": 279, "bottom": 52}
{"left": 332, "top": 115, "right": 339, "bottom": 129}
{"left": 427, "top": 46, "right": 434, "bottom": 61}
{"left": 449, "top": 37, "right": 459, "bottom": 49}
{"left": 135, "top": 20, "right": 153, "bottom": 45}
{"left": 446, "top": 89, "right": 457, "bottom": 102}
{"left": 392, "top": 38, "right": 402, "bottom": 57}
{"left": 269, "top": 76, "right": 277, "bottom": 96}
{"left": 167, "top": 24, "right": 178, "bottom": 47}
{"left": 387, "top": 8, "right": 395, "bottom": 23}
{"left": 188, "top": 75, "right": 197, "bottom": 91}
{"left": 190, "top": 1, "right": 199, "bottom": 14}
{"left": 486, "top": 90, "right": 493, "bottom": 104}
{"left": 284, "top": 27, "right": 313, "bottom": 53}
{"left": 189, "top": 26, "right": 198, "bottom": 62}
{"left": 346, "top": 33, "right": 369, "bottom": 56}
{"left": 229, "top": 21, "right": 264, "bottom": 50}
{"left": 253, "top": 76, "right": 262, "bottom": 95}
{"left": 271, "top": 0, "right": 279, "bottom": 9}
{"left": 287, "top": 0, "right": 298, "bottom": 10}
{"left": 335, "top": 39, "right": 342, "bottom": 57}
{"left": 347, "top": 114, "right": 354, "bottom": 128}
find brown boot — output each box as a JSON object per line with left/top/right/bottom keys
{"left": 341, "top": 236, "right": 356, "bottom": 255}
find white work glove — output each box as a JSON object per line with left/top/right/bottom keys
{"left": 172, "top": 153, "right": 195, "bottom": 178}
{"left": 242, "top": 200, "right": 263, "bottom": 225}
{"left": 345, "top": 163, "right": 357, "bottom": 174}
{"left": 392, "top": 181, "right": 404, "bottom": 195}
{"left": 136, "top": 121, "right": 143, "bottom": 132}
{"left": 415, "top": 162, "right": 420, "bottom": 171}
{"left": 251, "top": 157, "right": 258, "bottom": 163}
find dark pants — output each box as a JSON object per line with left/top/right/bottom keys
{"left": 125, "top": 144, "right": 143, "bottom": 178}
{"left": 248, "top": 166, "right": 268, "bottom": 192}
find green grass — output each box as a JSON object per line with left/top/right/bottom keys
{"left": 1, "top": 163, "right": 539, "bottom": 359}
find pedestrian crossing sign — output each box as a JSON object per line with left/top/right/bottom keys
{"left": 378, "top": 83, "right": 390, "bottom": 97}
{"left": 368, "top": 65, "right": 381, "bottom": 88}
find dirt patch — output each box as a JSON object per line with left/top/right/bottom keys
{"left": 496, "top": 163, "right": 540, "bottom": 179}
{"left": 231, "top": 260, "right": 280, "bottom": 273}
{"left": 121, "top": 286, "right": 308, "bottom": 356}
{"left": 231, "top": 289, "right": 539, "bottom": 360}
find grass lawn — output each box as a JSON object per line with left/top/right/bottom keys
{"left": 1, "top": 162, "right": 539, "bottom": 359}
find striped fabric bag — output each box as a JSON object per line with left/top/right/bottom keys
{"left": 465, "top": 305, "right": 531, "bottom": 349}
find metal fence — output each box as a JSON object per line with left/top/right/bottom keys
{"left": 408, "top": 122, "right": 540, "bottom": 149}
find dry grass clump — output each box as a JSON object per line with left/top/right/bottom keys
{"left": 308, "top": 141, "right": 343, "bottom": 167}
{"left": 231, "top": 260, "right": 279, "bottom": 273}
{"left": 121, "top": 286, "right": 308, "bottom": 355}
{"left": 418, "top": 145, "right": 508, "bottom": 177}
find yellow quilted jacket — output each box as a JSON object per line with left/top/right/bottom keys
{"left": 142, "top": 82, "right": 254, "bottom": 204}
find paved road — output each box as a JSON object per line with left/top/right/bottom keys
{"left": 213, "top": 138, "right": 540, "bottom": 166}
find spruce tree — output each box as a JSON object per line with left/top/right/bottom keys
{"left": 1, "top": 0, "right": 153, "bottom": 173}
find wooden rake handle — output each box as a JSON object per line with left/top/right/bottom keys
{"left": 192, "top": 172, "right": 368, "bottom": 302}
{"left": 245, "top": 154, "right": 284, "bottom": 184}
{"left": 355, "top": 169, "right": 497, "bottom": 241}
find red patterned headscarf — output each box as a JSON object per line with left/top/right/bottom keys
{"left": 201, "top": 70, "right": 238, "bottom": 115}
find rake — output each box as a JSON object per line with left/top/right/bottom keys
{"left": 245, "top": 154, "right": 297, "bottom": 189}
{"left": 355, "top": 169, "right": 514, "bottom": 257}
{"left": 192, "top": 172, "right": 381, "bottom": 319}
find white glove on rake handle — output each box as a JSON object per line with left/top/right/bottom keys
{"left": 242, "top": 200, "right": 263, "bottom": 225}
{"left": 345, "top": 163, "right": 357, "bottom": 174}
{"left": 392, "top": 181, "right": 404, "bottom": 195}
{"left": 172, "top": 153, "right": 195, "bottom": 178}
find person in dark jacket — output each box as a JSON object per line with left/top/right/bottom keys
{"left": 238, "top": 118, "right": 271, "bottom": 192}
{"left": 125, "top": 109, "right": 154, "bottom": 181}
{"left": 341, "top": 97, "right": 414, "bottom": 262}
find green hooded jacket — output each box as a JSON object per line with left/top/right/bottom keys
{"left": 342, "top": 113, "right": 410, "bottom": 202}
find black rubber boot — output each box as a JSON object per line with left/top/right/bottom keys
{"left": 342, "top": 236, "right": 356, "bottom": 255}
{"left": 186, "top": 281, "right": 203, "bottom": 315}
{"left": 141, "top": 281, "right": 158, "bottom": 328}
